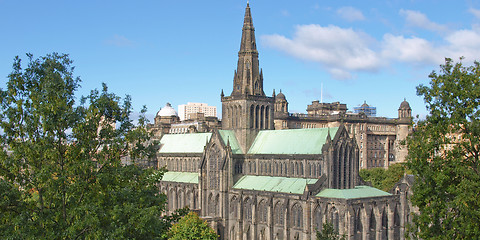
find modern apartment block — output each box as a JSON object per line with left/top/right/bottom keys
{"left": 178, "top": 102, "right": 217, "bottom": 121}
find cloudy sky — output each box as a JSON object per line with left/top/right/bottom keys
{"left": 1, "top": 0, "right": 480, "bottom": 120}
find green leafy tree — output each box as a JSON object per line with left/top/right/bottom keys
{"left": 406, "top": 57, "right": 480, "bottom": 239}
{"left": 0, "top": 53, "right": 180, "bottom": 239}
{"left": 359, "top": 163, "right": 407, "bottom": 191}
{"left": 316, "top": 222, "right": 346, "bottom": 240}
{"left": 168, "top": 211, "right": 218, "bottom": 240}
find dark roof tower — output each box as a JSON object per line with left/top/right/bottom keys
{"left": 231, "top": 2, "right": 264, "bottom": 97}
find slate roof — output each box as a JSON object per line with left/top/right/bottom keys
{"left": 218, "top": 130, "right": 243, "bottom": 154}
{"left": 161, "top": 171, "right": 199, "bottom": 184}
{"left": 316, "top": 186, "right": 391, "bottom": 199}
{"left": 233, "top": 175, "right": 318, "bottom": 194}
{"left": 158, "top": 133, "right": 212, "bottom": 153}
{"left": 248, "top": 127, "right": 339, "bottom": 154}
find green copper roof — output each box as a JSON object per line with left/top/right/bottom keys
{"left": 218, "top": 130, "right": 243, "bottom": 154}
{"left": 248, "top": 128, "right": 338, "bottom": 154}
{"left": 316, "top": 186, "right": 391, "bottom": 199}
{"left": 161, "top": 171, "right": 199, "bottom": 184}
{"left": 233, "top": 175, "right": 318, "bottom": 194}
{"left": 158, "top": 133, "right": 212, "bottom": 153}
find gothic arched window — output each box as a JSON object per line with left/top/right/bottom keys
{"left": 244, "top": 198, "right": 252, "bottom": 222}
{"left": 265, "top": 106, "right": 270, "bottom": 129}
{"left": 292, "top": 203, "right": 303, "bottom": 228}
{"left": 208, "top": 193, "right": 214, "bottom": 215}
{"left": 369, "top": 209, "right": 376, "bottom": 231}
{"left": 274, "top": 202, "right": 284, "bottom": 226}
{"left": 314, "top": 205, "right": 322, "bottom": 230}
{"left": 355, "top": 208, "right": 363, "bottom": 234}
{"left": 258, "top": 200, "right": 268, "bottom": 223}
{"left": 250, "top": 105, "right": 254, "bottom": 128}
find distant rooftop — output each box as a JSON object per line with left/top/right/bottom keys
{"left": 233, "top": 175, "right": 317, "bottom": 194}
{"left": 158, "top": 133, "right": 212, "bottom": 153}
{"left": 248, "top": 128, "right": 338, "bottom": 155}
{"left": 161, "top": 171, "right": 199, "bottom": 184}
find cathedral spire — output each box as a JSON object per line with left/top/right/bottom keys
{"left": 221, "top": 3, "right": 275, "bottom": 152}
{"left": 240, "top": 2, "right": 257, "bottom": 53}
{"left": 231, "top": 2, "right": 264, "bottom": 97}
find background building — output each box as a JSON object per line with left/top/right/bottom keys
{"left": 354, "top": 101, "right": 377, "bottom": 117}
{"left": 149, "top": 103, "right": 220, "bottom": 137}
{"left": 274, "top": 95, "right": 412, "bottom": 169}
{"left": 178, "top": 102, "right": 217, "bottom": 121}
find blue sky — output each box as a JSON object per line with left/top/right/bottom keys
{"left": 2, "top": 0, "right": 480, "bottom": 120}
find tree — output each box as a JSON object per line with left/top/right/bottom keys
{"left": 316, "top": 222, "right": 346, "bottom": 240}
{"left": 359, "top": 163, "right": 407, "bottom": 191}
{"left": 0, "top": 53, "right": 180, "bottom": 239}
{"left": 406, "top": 58, "right": 480, "bottom": 239}
{"left": 167, "top": 211, "right": 218, "bottom": 240}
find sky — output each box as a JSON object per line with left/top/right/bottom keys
{"left": 2, "top": 0, "right": 480, "bottom": 121}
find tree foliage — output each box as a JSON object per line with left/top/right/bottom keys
{"left": 0, "top": 53, "right": 179, "bottom": 239}
{"left": 359, "top": 163, "right": 407, "bottom": 192}
{"left": 406, "top": 58, "right": 480, "bottom": 239}
{"left": 316, "top": 222, "right": 346, "bottom": 240}
{"left": 167, "top": 211, "right": 218, "bottom": 240}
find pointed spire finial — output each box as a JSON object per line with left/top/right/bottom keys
{"left": 272, "top": 89, "right": 276, "bottom": 97}
{"left": 221, "top": 89, "right": 224, "bottom": 97}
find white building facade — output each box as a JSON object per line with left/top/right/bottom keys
{"left": 178, "top": 102, "right": 217, "bottom": 121}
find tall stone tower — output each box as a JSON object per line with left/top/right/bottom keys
{"left": 221, "top": 3, "right": 274, "bottom": 152}
{"left": 395, "top": 99, "right": 412, "bottom": 163}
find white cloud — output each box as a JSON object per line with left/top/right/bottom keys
{"left": 381, "top": 34, "right": 441, "bottom": 65}
{"left": 105, "top": 35, "right": 134, "bottom": 47}
{"left": 261, "top": 24, "right": 381, "bottom": 80}
{"left": 469, "top": 8, "right": 480, "bottom": 19}
{"left": 399, "top": 9, "right": 448, "bottom": 33}
{"left": 444, "top": 29, "right": 480, "bottom": 61}
{"left": 261, "top": 11, "right": 480, "bottom": 80}
{"left": 337, "top": 6, "right": 365, "bottom": 22}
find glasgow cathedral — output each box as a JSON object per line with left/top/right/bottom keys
{"left": 154, "top": 3, "right": 414, "bottom": 240}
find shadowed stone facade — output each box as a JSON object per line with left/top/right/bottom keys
{"left": 274, "top": 97, "right": 412, "bottom": 170}
{"left": 155, "top": 3, "right": 412, "bottom": 239}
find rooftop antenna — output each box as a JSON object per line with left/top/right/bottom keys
{"left": 320, "top": 82, "right": 324, "bottom": 103}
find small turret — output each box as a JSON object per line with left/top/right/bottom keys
{"left": 398, "top": 98, "right": 412, "bottom": 119}
{"left": 274, "top": 89, "right": 289, "bottom": 119}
